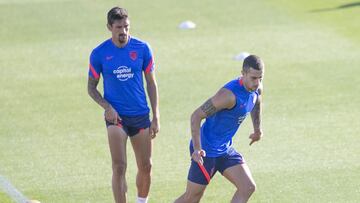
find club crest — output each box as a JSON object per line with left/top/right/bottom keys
{"left": 129, "top": 51, "right": 137, "bottom": 60}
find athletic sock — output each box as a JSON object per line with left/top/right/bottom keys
{"left": 136, "top": 196, "right": 148, "bottom": 203}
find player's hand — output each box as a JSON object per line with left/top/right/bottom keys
{"left": 249, "top": 130, "right": 263, "bottom": 146}
{"left": 105, "top": 106, "right": 119, "bottom": 124}
{"left": 149, "top": 117, "right": 160, "bottom": 139}
{"left": 192, "top": 149, "right": 206, "bottom": 165}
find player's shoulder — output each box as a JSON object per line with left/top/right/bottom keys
{"left": 213, "top": 88, "right": 236, "bottom": 109}
{"left": 92, "top": 39, "right": 112, "bottom": 53}
{"left": 129, "top": 36, "right": 147, "bottom": 45}
{"left": 128, "top": 36, "right": 151, "bottom": 49}
{"left": 223, "top": 78, "right": 241, "bottom": 90}
{"left": 218, "top": 79, "right": 239, "bottom": 99}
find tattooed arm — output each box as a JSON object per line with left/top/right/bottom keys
{"left": 190, "top": 88, "right": 235, "bottom": 164}
{"left": 87, "top": 76, "right": 118, "bottom": 124}
{"left": 249, "top": 88, "right": 263, "bottom": 145}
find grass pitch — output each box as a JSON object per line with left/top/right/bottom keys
{"left": 0, "top": 0, "right": 359, "bottom": 202}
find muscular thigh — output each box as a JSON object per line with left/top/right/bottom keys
{"left": 184, "top": 180, "right": 207, "bottom": 200}
{"left": 107, "top": 126, "right": 128, "bottom": 163}
{"left": 222, "top": 163, "right": 255, "bottom": 189}
{"left": 130, "top": 128, "right": 152, "bottom": 166}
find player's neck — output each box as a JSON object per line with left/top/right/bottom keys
{"left": 111, "top": 37, "right": 129, "bottom": 48}
{"left": 239, "top": 77, "right": 250, "bottom": 92}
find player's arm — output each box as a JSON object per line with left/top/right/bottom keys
{"left": 87, "top": 76, "right": 118, "bottom": 124}
{"left": 144, "top": 71, "right": 160, "bottom": 138}
{"left": 191, "top": 88, "right": 236, "bottom": 164}
{"left": 249, "top": 87, "right": 263, "bottom": 145}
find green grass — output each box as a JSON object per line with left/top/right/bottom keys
{"left": 1, "top": 0, "right": 359, "bottom": 202}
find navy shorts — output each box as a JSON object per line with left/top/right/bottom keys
{"left": 105, "top": 114, "right": 151, "bottom": 137}
{"left": 187, "top": 145, "right": 244, "bottom": 185}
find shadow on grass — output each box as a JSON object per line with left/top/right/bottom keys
{"left": 310, "top": 1, "right": 360, "bottom": 12}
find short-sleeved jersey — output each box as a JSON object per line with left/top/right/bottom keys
{"left": 88, "top": 37, "right": 155, "bottom": 116}
{"left": 197, "top": 78, "right": 259, "bottom": 157}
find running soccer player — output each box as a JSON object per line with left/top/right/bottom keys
{"left": 174, "top": 55, "right": 264, "bottom": 203}
{"left": 87, "top": 7, "right": 159, "bottom": 203}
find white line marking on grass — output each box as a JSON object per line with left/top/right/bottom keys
{"left": 0, "top": 175, "right": 28, "bottom": 203}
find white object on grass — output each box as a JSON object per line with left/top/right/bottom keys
{"left": 178, "top": 21, "right": 196, "bottom": 29}
{"left": 233, "top": 52, "right": 250, "bottom": 61}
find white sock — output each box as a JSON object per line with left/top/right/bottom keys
{"left": 136, "top": 196, "right": 148, "bottom": 203}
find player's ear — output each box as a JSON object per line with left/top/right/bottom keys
{"left": 107, "top": 23, "right": 112, "bottom": 31}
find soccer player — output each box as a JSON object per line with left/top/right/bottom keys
{"left": 87, "top": 7, "right": 159, "bottom": 203}
{"left": 174, "top": 55, "right": 264, "bottom": 203}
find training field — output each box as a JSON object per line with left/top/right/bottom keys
{"left": 1, "top": 0, "right": 359, "bottom": 202}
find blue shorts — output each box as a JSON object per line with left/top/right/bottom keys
{"left": 105, "top": 114, "right": 151, "bottom": 137}
{"left": 187, "top": 144, "right": 244, "bottom": 185}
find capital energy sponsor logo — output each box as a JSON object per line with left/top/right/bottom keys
{"left": 113, "top": 66, "right": 134, "bottom": 81}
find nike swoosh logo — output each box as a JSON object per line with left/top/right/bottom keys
{"left": 106, "top": 56, "right": 114, "bottom": 60}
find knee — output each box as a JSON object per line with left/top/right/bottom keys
{"left": 245, "top": 182, "right": 256, "bottom": 196}
{"left": 238, "top": 181, "right": 256, "bottom": 196}
{"left": 112, "top": 160, "right": 127, "bottom": 176}
{"left": 248, "top": 182, "right": 256, "bottom": 194}
{"left": 138, "top": 162, "right": 152, "bottom": 174}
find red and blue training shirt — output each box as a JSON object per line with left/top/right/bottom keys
{"left": 88, "top": 36, "right": 155, "bottom": 116}
{"left": 197, "top": 78, "right": 259, "bottom": 157}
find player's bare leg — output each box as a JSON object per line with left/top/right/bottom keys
{"left": 223, "top": 164, "right": 256, "bottom": 203}
{"left": 130, "top": 128, "right": 152, "bottom": 198}
{"left": 174, "top": 181, "right": 207, "bottom": 203}
{"left": 107, "top": 126, "right": 128, "bottom": 203}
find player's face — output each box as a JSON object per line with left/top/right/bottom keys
{"left": 108, "top": 18, "right": 130, "bottom": 46}
{"left": 242, "top": 68, "right": 264, "bottom": 92}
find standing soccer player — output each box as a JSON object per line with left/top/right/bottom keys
{"left": 87, "top": 7, "right": 159, "bottom": 203}
{"left": 174, "top": 55, "right": 264, "bottom": 203}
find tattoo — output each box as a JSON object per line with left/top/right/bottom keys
{"left": 251, "top": 96, "right": 262, "bottom": 131}
{"left": 88, "top": 77, "right": 110, "bottom": 109}
{"left": 200, "top": 99, "right": 217, "bottom": 117}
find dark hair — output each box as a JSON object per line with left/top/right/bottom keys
{"left": 243, "top": 55, "right": 264, "bottom": 72}
{"left": 107, "top": 7, "right": 128, "bottom": 26}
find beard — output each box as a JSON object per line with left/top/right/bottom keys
{"left": 118, "top": 34, "right": 128, "bottom": 44}
{"left": 250, "top": 85, "right": 259, "bottom": 92}
{"left": 244, "top": 82, "right": 257, "bottom": 92}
